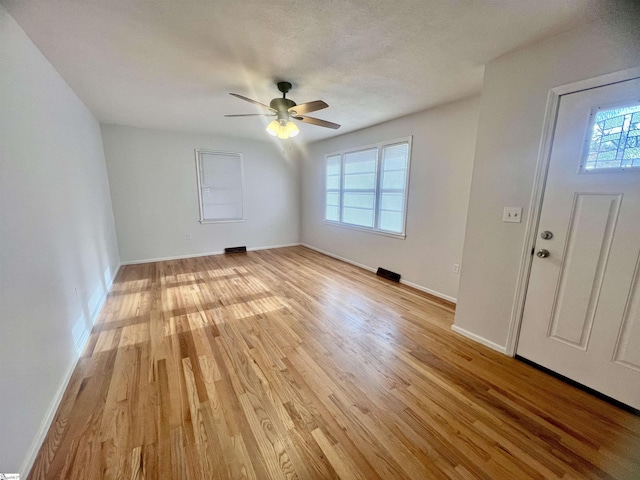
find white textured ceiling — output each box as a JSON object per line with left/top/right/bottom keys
{"left": 2, "top": 0, "right": 603, "bottom": 143}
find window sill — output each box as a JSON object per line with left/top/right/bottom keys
{"left": 199, "top": 218, "right": 246, "bottom": 224}
{"left": 323, "top": 220, "right": 406, "bottom": 239}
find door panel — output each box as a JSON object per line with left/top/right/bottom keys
{"left": 548, "top": 193, "right": 621, "bottom": 348}
{"left": 517, "top": 77, "right": 640, "bottom": 409}
{"left": 614, "top": 256, "right": 640, "bottom": 371}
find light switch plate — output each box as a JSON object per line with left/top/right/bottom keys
{"left": 503, "top": 207, "right": 522, "bottom": 223}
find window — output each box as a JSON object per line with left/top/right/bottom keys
{"left": 343, "top": 148, "right": 377, "bottom": 228}
{"left": 325, "top": 155, "right": 341, "bottom": 222}
{"left": 581, "top": 103, "right": 640, "bottom": 172}
{"left": 195, "top": 149, "right": 244, "bottom": 223}
{"left": 324, "top": 137, "right": 411, "bottom": 237}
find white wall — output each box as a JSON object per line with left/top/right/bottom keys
{"left": 454, "top": 15, "right": 640, "bottom": 350}
{"left": 300, "top": 97, "right": 480, "bottom": 301}
{"left": 101, "top": 125, "right": 300, "bottom": 263}
{"left": 0, "top": 6, "right": 120, "bottom": 475}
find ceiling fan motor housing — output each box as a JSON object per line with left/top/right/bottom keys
{"left": 270, "top": 97, "right": 297, "bottom": 121}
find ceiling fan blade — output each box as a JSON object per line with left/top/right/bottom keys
{"left": 288, "top": 100, "right": 328, "bottom": 115}
{"left": 294, "top": 115, "right": 341, "bottom": 129}
{"left": 224, "top": 113, "right": 276, "bottom": 117}
{"left": 229, "top": 93, "right": 275, "bottom": 111}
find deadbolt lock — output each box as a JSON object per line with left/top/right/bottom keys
{"left": 540, "top": 231, "right": 553, "bottom": 240}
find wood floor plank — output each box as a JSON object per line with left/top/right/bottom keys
{"left": 27, "top": 246, "right": 640, "bottom": 479}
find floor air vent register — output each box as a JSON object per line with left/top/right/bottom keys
{"left": 376, "top": 267, "right": 401, "bottom": 282}
{"left": 224, "top": 246, "right": 247, "bottom": 254}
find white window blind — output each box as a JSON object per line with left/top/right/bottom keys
{"left": 379, "top": 143, "right": 409, "bottom": 233}
{"left": 324, "top": 137, "right": 411, "bottom": 237}
{"left": 342, "top": 148, "right": 377, "bottom": 228}
{"left": 325, "top": 155, "right": 341, "bottom": 222}
{"left": 196, "top": 150, "right": 244, "bottom": 223}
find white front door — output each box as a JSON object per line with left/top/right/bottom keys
{"left": 517, "top": 77, "right": 640, "bottom": 410}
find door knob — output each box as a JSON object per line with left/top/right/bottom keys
{"left": 540, "top": 231, "right": 553, "bottom": 240}
{"left": 536, "top": 249, "right": 550, "bottom": 258}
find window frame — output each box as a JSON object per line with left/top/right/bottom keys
{"left": 195, "top": 149, "right": 246, "bottom": 224}
{"left": 323, "top": 136, "right": 412, "bottom": 238}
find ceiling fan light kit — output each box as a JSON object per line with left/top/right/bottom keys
{"left": 226, "top": 81, "right": 340, "bottom": 140}
{"left": 266, "top": 118, "right": 300, "bottom": 139}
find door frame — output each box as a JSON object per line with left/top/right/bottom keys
{"left": 505, "top": 66, "right": 640, "bottom": 357}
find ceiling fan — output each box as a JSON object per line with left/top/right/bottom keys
{"left": 225, "top": 81, "right": 340, "bottom": 139}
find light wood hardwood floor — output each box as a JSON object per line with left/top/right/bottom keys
{"left": 28, "top": 246, "right": 640, "bottom": 479}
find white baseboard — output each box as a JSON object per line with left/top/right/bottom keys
{"left": 20, "top": 264, "right": 121, "bottom": 478}
{"left": 300, "top": 243, "right": 456, "bottom": 304}
{"left": 19, "top": 354, "right": 78, "bottom": 477}
{"left": 399, "top": 279, "right": 457, "bottom": 304}
{"left": 120, "top": 243, "right": 301, "bottom": 265}
{"left": 301, "top": 243, "right": 376, "bottom": 273}
{"left": 122, "top": 250, "right": 226, "bottom": 265}
{"left": 451, "top": 324, "right": 507, "bottom": 354}
{"left": 247, "top": 243, "right": 300, "bottom": 252}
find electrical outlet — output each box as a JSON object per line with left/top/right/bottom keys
{"left": 503, "top": 207, "right": 522, "bottom": 223}
{"left": 453, "top": 263, "right": 460, "bottom": 274}
{"left": 186, "top": 233, "right": 192, "bottom": 240}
